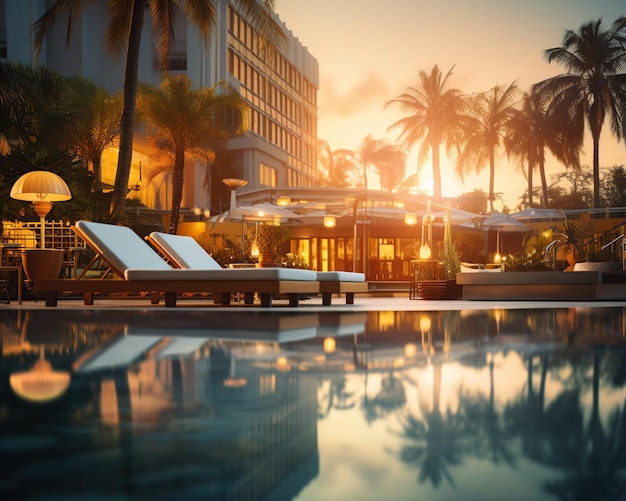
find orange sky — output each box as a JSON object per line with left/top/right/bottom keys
{"left": 277, "top": 0, "right": 626, "bottom": 210}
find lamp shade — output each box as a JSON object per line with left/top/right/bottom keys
{"left": 10, "top": 171, "right": 72, "bottom": 202}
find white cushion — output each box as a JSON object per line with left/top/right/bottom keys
{"left": 317, "top": 271, "right": 365, "bottom": 282}
{"left": 574, "top": 262, "right": 622, "bottom": 272}
{"left": 149, "top": 232, "right": 222, "bottom": 270}
{"left": 125, "top": 267, "right": 317, "bottom": 281}
{"left": 76, "top": 221, "right": 171, "bottom": 273}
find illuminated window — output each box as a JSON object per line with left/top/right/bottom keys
{"left": 260, "top": 163, "right": 277, "bottom": 187}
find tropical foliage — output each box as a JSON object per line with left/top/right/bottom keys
{"left": 386, "top": 65, "right": 466, "bottom": 200}
{"left": 533, "top": 17, "right": 626, "bottom": 208}
{"left": 456, "top": 82, "right": 520, "bottom": 213}
{"left": 137, "top": 75, "right": 248, "bottom": 234}
{"left": 33, "top": 0, "right": 286, "bottom": 217}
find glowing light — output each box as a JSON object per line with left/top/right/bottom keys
{"left": 404, "top": 212, "right": 418, "bottom": 225}
{"left": 419, "top": 315, "right": 431, "bottom": 333}
{"left": 419, "top": 242, "right": 432, "bottom": 259}
{"left": 323, "top": 215, "right": 336, "bottom": 228}
{"left": 277, "top": 196, "right": 290, "bottom": 206}
{"left": 276, "top": 357, "right": 290, "bottom": 371}
{"left": 323, "top": 337, "right": 336, "bottom": 353}
{"left": 404, "top": 343, "right": 417, "bottom": 358}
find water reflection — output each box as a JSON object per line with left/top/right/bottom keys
{"left": 1, "top": 307, "right": 626, "bottom": 499}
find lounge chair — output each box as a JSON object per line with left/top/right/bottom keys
{"left": 32, "top": 220, "right": 319, "bottom": 307}
{"left": 146, "top": 231, "right": 368, "bottom": 305}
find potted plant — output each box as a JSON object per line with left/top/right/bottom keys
{"left": 250, "top": 224, "right": 291, "bottom": 267}
{"left": 418, "top": 210, "right": 461, "bottom": 299}
{"left": 555, "top": 220, "right": 588, "bottom": 270}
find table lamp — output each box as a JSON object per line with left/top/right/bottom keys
{"left": 10, "top": 171, "right": 72, "bottom": 248}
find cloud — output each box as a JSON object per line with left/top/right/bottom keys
{"left": 319, "top": 72, "right": 389, "bottom": 116}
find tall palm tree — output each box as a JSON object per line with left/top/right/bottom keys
{"left": 137, "top": 74, "right": 248, "bottom": 234}
{"left": 457, "top": 82, "right": 520, "bottom": 213}
{"left": 533, "top": 17, "right": 626, "bottom": 209}
{"left": 33, "top": 0, "right": 286, "bottom": 218}
{"left": 385, "top": 65, "right": 466, "bottom": 200}
{"left": 65, "top": 78, "right": 123, "bottom": 191}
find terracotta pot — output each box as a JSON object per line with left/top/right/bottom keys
{"left": 257, "top": 253, "right": 275, "bottom": 267}
{"left": 21, "top": 249, "right": 64, "bottom": 281}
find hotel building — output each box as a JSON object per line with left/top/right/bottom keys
{"left": 0, "top": 0, "right": 320, "bottom": 214}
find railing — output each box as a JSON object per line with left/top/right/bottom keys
{"left": 2, "top": 220, "right": 85, "bottom": 250}
{"left": 1, "top": 221, "right": 87, "bottom": 275}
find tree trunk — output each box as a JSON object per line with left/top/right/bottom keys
{"left": 488, "top": 150, "right": 495, "bottom": 212}
{"left": 592, "top": 132, "right": 600, "bottom": 209}
{"left": 539, "top": 158, "right": 548, "bottom": 208}
{"left": 169, "top": 166, "right": 184, "bottom": 234}
{"left": 109, "top": 0, "right": 144, "bottom": 218}
{"left": 432, "top": 143, "right": 442, "bottom": 200}
{"left": 527, "top": 161, "right": 533, "bottom": 208}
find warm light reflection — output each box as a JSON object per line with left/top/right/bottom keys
{"left": 323, "top": 337, "right": 336, "bottom": 353}
{"left": 276, "top": 356, "right": 290, "bottom": 371}
{"left": 224, "top": 378, "right": 247, "bottom": 387}
{"left": 10, "top": 348, "right": 71, "bottom": 403}
{"left": 404, "top": 343, "right": 417, "bottom": 358}
{"left": 494, "top": 253, "right": 502, "bottom": 263}
{"left": 276, "top": 196, "right": 290, "bottom": 206}
{"left": 419, "top": 242, "right": 432, "bottom": 259}
{"left": 419, "top": 315, "right": 431, "bottom": 333}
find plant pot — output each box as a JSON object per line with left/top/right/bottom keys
{"left": 21, "top": 249, "right": 64, "bottom": 282}
{"left": 257, "top": 253, "right": 275, "bottom": 268}
{"left": 417, "top": 279, "right": 460, "bottom": 300}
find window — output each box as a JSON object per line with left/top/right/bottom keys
{"left": 260, "top": 163, "right": 277, "bottom": 187}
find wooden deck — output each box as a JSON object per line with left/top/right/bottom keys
{"left": 456, "top": 271, "right": 626, "bottom": 301}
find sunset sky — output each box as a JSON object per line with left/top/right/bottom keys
{"left": 277, "top": 0, "right": 626, "bottom": 210}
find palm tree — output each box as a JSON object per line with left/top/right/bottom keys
{"left": 354, "top": 135, "right": 384, "bottom": 190}
{"left": 533, "top": 17, "right": 626, "bottom": 209}
{"left": 457, "top": 82, "right": 520, "bottom": 213}
{"left": 65, "top": 78, "right": 123, "bottom": 191}
{"left": 33, "top": 0, "right": 286, "bottom": 218}
{"left": 385, "top": 65, "right": 466, "bottom": 200}
{"left": 317, "top": 139, "right": 358, "bottom": 188}
{"left": 137, "top": 74, "right": 248, "bottom": 234}
{"left": 505, "top": 91, "right": 579, "bottom": 208}
{"left": 372, "top": 143, "right": 407, "bottom": 192}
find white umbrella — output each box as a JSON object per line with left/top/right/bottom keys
{"left": 461, "top": 213, "right": 530, "bottom": 232}
{"left": 510, "top": 208, "right": 566, "bottom": 223}
{"left": 210, "top": 203, "right": 301, "bottom": 223}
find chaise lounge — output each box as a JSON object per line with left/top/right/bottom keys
{"left": 146, "top": 231, "right": 368, "bottom": 305}
{"left": 32, "top": 221, "right": 319, "bottom": 307}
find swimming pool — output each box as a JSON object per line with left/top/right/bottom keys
{"left": 1, "top": 307, "right": 625, "bottom": 500}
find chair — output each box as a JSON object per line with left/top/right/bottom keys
{"left": 31, "top": 221, "right": 319, "bottom": 307}
{"left": 146, "top": 231, "right": 368, "bottom": 305}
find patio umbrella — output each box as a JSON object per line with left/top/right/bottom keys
{"left": 209, "top": 203, "right": 302, "bottom": 223}
{"left": 461, "top": 213, "right": 530, "bottom": 232}
{"left": 510, "top": 208, "right": 566, "bottom": 223}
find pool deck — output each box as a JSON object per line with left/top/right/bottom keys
{"left": 1, "top": 292, "right": 624, "bottom": 312}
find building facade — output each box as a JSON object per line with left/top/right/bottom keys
{"left": 1, "top": 0, "right": 319, "bottom": 215}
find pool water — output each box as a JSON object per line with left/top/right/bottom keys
{"left": 1, "top": 307, "right": 626, "bottom": 500}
